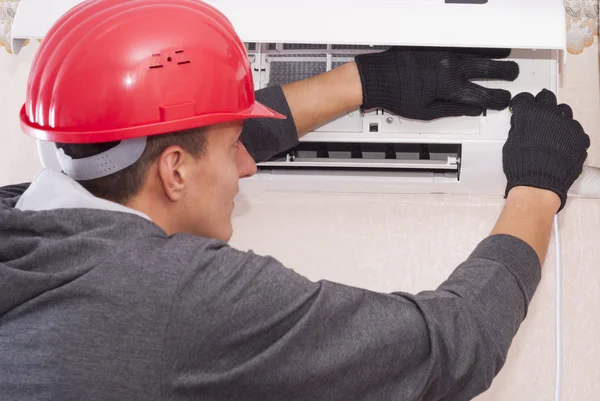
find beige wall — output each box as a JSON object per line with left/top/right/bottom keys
{"left": 1, "top": 10, "right": 599, "bottom": 401}
{"left": 0, "top": 42, "right": 40, "bottom": 183}
{"left": 562, "top": 0, "right": 600, "bottom": 166}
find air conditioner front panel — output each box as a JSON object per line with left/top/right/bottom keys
{"left": 11, "top": 0, "right": 565, "bottom": 54}
{"left": 244, "top": 43, "right": 557, "bottom": 196}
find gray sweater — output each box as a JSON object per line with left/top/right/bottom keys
{"left": 0, "top": 86, "right": 541, "bottom": 401}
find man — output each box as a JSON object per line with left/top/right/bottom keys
{"left": 0, "top": 0, "right": 590, "bottom": 400}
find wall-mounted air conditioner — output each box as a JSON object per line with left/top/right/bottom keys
{"left": 11, "top": 0, "right": 569, "bottom": 196}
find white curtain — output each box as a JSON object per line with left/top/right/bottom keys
{"left": 565, "top": 0, "right": 599, "bottom": 54}
{"left": 0, "top": 0, "right": 23, "bottom": 54}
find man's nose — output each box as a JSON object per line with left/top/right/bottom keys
{"left": 237, "top": 142, "right": 258, "bottom": 178}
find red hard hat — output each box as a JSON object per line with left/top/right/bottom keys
{"left": 20, "top": 0, "right": 285, "bottom": 144}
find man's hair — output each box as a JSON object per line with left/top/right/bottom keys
{"left": 56, "top": 128, "right": 206, "bottom": 204}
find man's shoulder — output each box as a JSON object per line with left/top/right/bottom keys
{"left": 140, "top": 232, "right": 233, "bottom": 266}
{"left": 0, "top": 183, "right": 30, "bottom": 207}
{"left": 156, "top": 233, "right": 257, "bottom": 275}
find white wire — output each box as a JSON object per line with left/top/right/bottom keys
{"left": 553, "top": 215, "right": 562, "bottom": 401}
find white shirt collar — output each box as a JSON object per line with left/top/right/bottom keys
{"left": 16, "top": 169, "right": 151, "bottom": 221}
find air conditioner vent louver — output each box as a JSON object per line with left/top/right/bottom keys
{"left": 259, "top": 142, "right": 461, "bottom": 174}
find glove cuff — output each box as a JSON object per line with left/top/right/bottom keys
{"left": 504, "top": 182, "right": 566, "bottom": 213}
{"left": 503, "top": 147, "right": 583, "bottom": 212}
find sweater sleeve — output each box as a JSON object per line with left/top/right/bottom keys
{"left": 162, "top": 234, "right": 540, "bottom": 401}
{"left": 241, "top": 86, "right": 299, "bottom": 163}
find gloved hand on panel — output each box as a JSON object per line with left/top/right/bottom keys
{"left": 354, "top": 47, "right": 519, "bottom": 120}
{"left": 503, "top": 89, "right": 590, "bottom": 212}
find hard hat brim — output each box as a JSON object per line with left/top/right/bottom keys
{"left": 20, "top": 102, "right": 286, "bottom": 144}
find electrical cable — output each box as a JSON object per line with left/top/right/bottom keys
{"left": 553, "top": 215, "right": 563, "bottom": 401}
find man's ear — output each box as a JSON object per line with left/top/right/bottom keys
{"left": 157, "top": 146, "right": 191, "bottom": 202}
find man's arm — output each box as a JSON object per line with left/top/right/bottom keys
{"left": 281, "top": 62, "right": 362, "bottom": 136}
{"left": 241, "top": 63, "right": 362, "bottom": 162}
{"left": 242, "top": 48, "right": 519, "bottom": 162}
{"left": 162, "top": 187, "right": 563, "bottom": 401}
{"left": 491, "top": 186, "right": 560, "bottom": 265}
{"left": 163, "top": 229, "right": 540, "bottom": 401}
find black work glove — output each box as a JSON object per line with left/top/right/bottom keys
{"left": 503, "top": 89, "right": 590, "bottom": 212}
{"left": 354, "top": 47, "right": 519, "bottom": 120}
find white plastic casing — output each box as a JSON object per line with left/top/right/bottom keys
{"left": 242, "top": 47, "right": 559, "bottom": 196}
{"left": 12, "top": 0, "right": 566, "bottom": 52}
